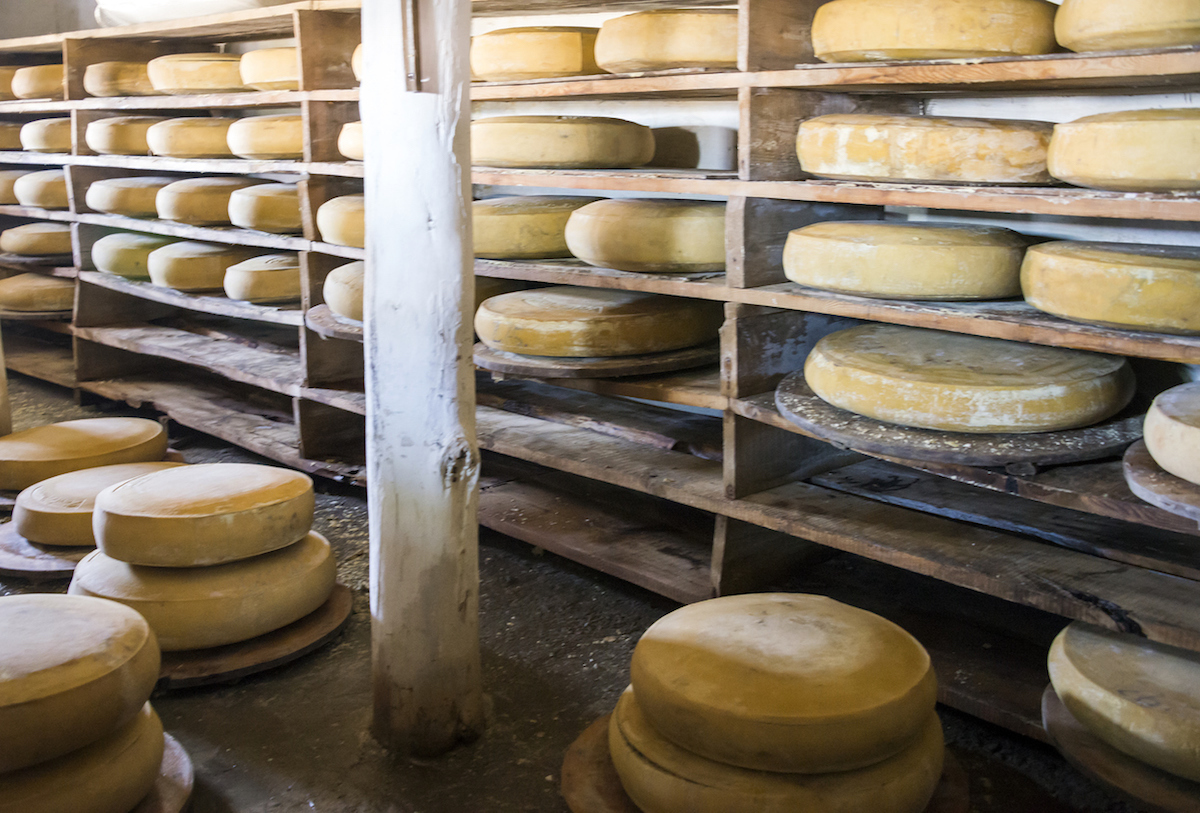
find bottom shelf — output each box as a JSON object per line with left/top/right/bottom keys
{"left": 2, "top": 325, "right": 76, "bottom": 388}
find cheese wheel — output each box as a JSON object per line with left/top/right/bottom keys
{"left": 11, "top": 65, "right": 63, "bottom": 100}
{"left": 783, "top": 221, "right": 1027, "bottom": 300}
{"left": 1144, "top": 382, "right": 1200, "bottom": 487}
{"left": 475, "top": 277, "right": 528, "bottom": 314}
{"left": 223, "top": 253, "right": 302, "bottom": 303}
{"left": 0, "top": 223, "right": 72, "bottom": 256}
{"left": 594, "top": 10, "right": 737, "bottom": 73}
{"left": 20, "top": 118, "right": 72, "bottom": 154}
{"left": 156, "top": 176, "right": 265, "bottom": 226}
{"left": 472, "top": 115, "right": 655, "bottom": 169}
{"left": 811, "top": 0, "right": 1057, "bottom": 62}
{"left": 228, "top": 182, "right": 302, "bottom": 234}
{"left": 226, "top": 113, "right": 304, "bottom": 160}
{"left": 83, "top": 61, "right": 160, "bottom": 97}
{"left": 323, "top": 261, "right": 364, "bottom": 321}
{"left": 85, "top": 176, "right": 176, "bottom": 217}
{"left": 70, "top": 532, "right": 337, "bottom": 650}
{"left": 0, "top": 66, "right": 18, "bottom": 101}
{"left": 0, "top": 122, "right": 23, "bottom": 150}
{"left": 338, "top": 120, "right": 363, "bottom": 160}
{"left": 147, "top": 241, "right": 258, "bottom": 291}
{"left": 85, "top": 115, "right": 171, "bottom": 156}
{"left": 1049, "top": 622, "right": 1200, "bottom": 782}
{"left": 0, "top": 594, "right": 160, "bottom": 772}
{"left": 471, "top": 27, "right": 600, "bottom": 81}
{"left": 473, "top": 195, "right": 600, "bottom": 259}
{"left": 610, "top": 688, "right": 944, "bottom": 813}
{"left": 146, "top": 117, "right": 237, "bottom": 159}
{"left": 475, "top": 286, "right": 722, "bottom": 358}
{"left": 352, "top": 43, "right": 363, "bottom": 81}
{"left": 239, "top": 47, "right": 299, "bottom": 91}
{"left": 798, "top": 114, "right": 1054, "bottom": 185}
{"left": 0, "top": 417, "right": 167, "bottom": 491}
{"left": 1048, "top": 109, "right": 1200, "bottom": 192}
{"left": 564, "top": 198, "right": 726, "bottom": 273}
{"left": 0, "top": 169, "right": 33, "bottom": 204}
{"left": 0, "top": 273, "right": 74, "bottom": 312}
{"left": 316, "top": 194, "right": 365, "bottom": 247}
{"left": 91, "top": 233, "right": 177, "bottom": 278}
{"left": 1057, "top": 0, "right": 1200, "bottom": 53}
{"left": 147, "top": 53, "right": 248, "bottom": 95}
{"left": 13, "top": 169, "right": 68, "bottom": 210}
{"left": 806, "top": 324, "right": 1135, "bottom": 433}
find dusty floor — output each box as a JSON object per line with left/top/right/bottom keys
{"left": 1, "top": 375, "right": 1141, "bottom": 813}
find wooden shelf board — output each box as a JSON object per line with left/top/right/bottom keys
{"left": 79, "top": 271, "right": 304, "bottom": 326}
{"left": 301, "top": 386, "right": 365, "bottom": 415}
{"left": 488, "top": 366, "right": 726, "bottom": 412}
{"left": 474, "top": 258, "right": 731, "bottom": 302}
{"left": 70, "top": 154, "right": 315, "bottom": 177}
{"left": 74, "top": 213, "right": 311, "bottom": 252}
{"left": 2, "top": 328, "right": 76, "bottom": 387}
{"left": 0, "top": 204, "right": 73, "bottom": 222}
{"left": 70, "top": 89, "right": 357, "bottom": 111}
{"left": 0, "top": 152, "right": 70, "bottom": 167}
{"left": 311, "top": 242, "right": 364, "bottom": 260}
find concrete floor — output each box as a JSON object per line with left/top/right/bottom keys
{"left": 1, "top": 374, "right": 1141, "bottom": 813}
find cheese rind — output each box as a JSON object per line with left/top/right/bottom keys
{"left": 239, "top": 47, "right": 299, "bottom": 91}
{"left": 12, "top": 169, "right": 68, "bottom": 210}
{"left": 223, "top": 253, "right": 302, "bottom": 303}
{"left": 91, "top": 232, "right": 177, "bottom": 278}
{"left": 147, "top": 52, "right": 248, "bottom": 94}
{"left": 11, "top": 65, "right": 63, "bottom": 100}
{"left": 473, "top": 195, "right": 600, "bottom": 259}
{"left": 471, "top": 27, "right": 600, "bottom": 81}
{"left": 156, "top": 176, "right": 265, "bottom": 226}
{"left": 1144, "top": 382, "right": 1200, "bottom": 487}
{"left": 20, "top": 118, "right": 72, "bottom": 153}
{"left": 564, "top": 198, "right": 726, "bottom": 273}
{"left": 1056, "top": 0, "right": 1200, "bottom": 52}
{"left": 83, "top": 61, "right": 160, "bottom": 97}
{"left": 0, "top": 273, "right": 75, "bottom": 313}
{"left": 146, "top": 117, "right": 237, "bottom": 158}
{"left": 0, "top": 170, "right": 32, "bottom": 205}
{"left": 594, "top": 10, "right": 737, "bottom": 73}
{"left": 226, "top": 113, "right": 304, "bottom": 160}
{"left": 1049, "top": 109, "right": 1200, "bottom": 192}
{"left": 0, "top": 223, "right": 72, "bottom": 256}
{"left": 338, "top": 120, "right": 363, "bottom": 160}
{"left": 317, "top": 194, "right": 365, "bottom": 247}
{"left": 228, "top": 183, "right": 303, "bottom": 234}
{"left": 472, "top": 115, "right": 655, "bottom": 169}
{"left": 352, "top": 43, "right": 363, "bottom": 81}
{"left": 323, "top": 260, "right": 364, "bottom": 321}
{"left": 85, "top": 115, "right": 171, "bottom": 156}
{"left": 148, "top": 241, "right": 258, "bottom": 291}
{"left": 85, "top": 176, "right": 176, "bottom": 217}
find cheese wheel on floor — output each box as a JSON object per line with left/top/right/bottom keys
{"left": 146, "top": 117, "right": 237, "bottom": 158}
{"left": 0, "top": 273, "right": 74, "bottom": 313}
{"left": 147, "top": 52, "right": 248, "bottom": 94}
{"left": 228, "top": 182, "right": 302, "bottom": 234}
{"left": 352, "top": 43, "right": 364, "bottom": 81}
{"left": 0, "top": 702, "right": 164, "bottom": 813}
{"left": 784, "top": 221, "right": 1026, "bottom": 300}
{"left": 805, "top": 324, "right": 1135, "bottom": 433}
{"left": 0, "top": 417, "right": 167, "bottom": 492}
{"left": 223, "top": 253, "right": 302, "bottom": 303}
{"left": 594, "top": 10, "right": 737, "bottom": 73}
{"left": 1144, "top": 383, "right": 1200, "bottom": 487}
{"left": 1057, "top": 0, "right": 1200, "bottom": 52}
{"left": 317, "top": 194, "right": 365, "bottom": 247}
{"left": 0, "top": 169, "right": 32, "bottom": 204}
{"left": 473, "top": 195, "right": 600, "bottom": 259}
{"left": 472, "top": 115, "right": 655, "bottom": 169}
{"left": 811, "top": 0, "right": 1057, "bottom": 62}
{"left": 13, "top": 169, "right": 68, "bottom": 210}
{"left": 20, "top": 118, "right": 71, "bottom": 153}
{"left": 0, "top": 66, "right": 17, "bottom": 100}
{"left": 85, "top": 115, "right": 171, "bottom": 156}
{"left": 338, "top": 120, "right": 363, "bottom": 160}
{"left": 0, "top": 223, "right": 72, "bottom": 256}
{"left": 798, "top": 114, "right": 1054, "bottom": 185}
{"left": 564, "top": 198, "right": 726, "bottom": 273}
{"left": 323, "top": 261, "right": 364, "bottom": 321}
{"left": 85, "top": 176, "right": 176, "bottom": 217}
{"left": 1049, "top": 109, "right": 1200, "bottom": 192}
{"left": 239, "top": 47, "right": 299, "bottom": 91}
{"left": 0, "top": 594, "right": 160, "bottom": 772}
{"left": 476, "top": 286, "right": 722, "bottom": 358}
{"left": 70, "top": 532, "right": 337, "bottom": 650}
{"left": 11, "top": 65, "right": 63, "bottom": 100}
{"left": 610, "top": 688, "right": 944, "bottom": 813}
{"left": 91, "top": 233, "right": 177, "bottom": 279}
{"left": 83, "top": 61, "right": 160, "bottom": 97}
{"left": 156, "top": 176, "right": 265, "bottom": 226}
{"left": 148, "top": 241, "right": 258, "bottom": 291}
{"left": 1049, "top": 622, "right": 1200, "bottom": 782}
{"left": 226, "top": 114, "right": 304, "bottom": 160}
{"left": 471, "top": 27, "right": 600, "bottom": 81}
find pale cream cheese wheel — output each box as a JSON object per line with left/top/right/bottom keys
{"left": 91, "top": 232, "right": 177, "bottom": 278}
{"left": 352, "top": 43, "right": 364, "bottom": 81}
{"left": 0, "top": 66, "right": 17, "bottom": 100}
{"left": 1144, "top": 382, "right": 1200, "bottom": 487}
{"left": 0, "top": 417, "right": 167, "bottom": 490}
{"left": 239, "top": 46, "right": 299, "bottom": 91}
{"left": 226, "top": 113, "right": 304, "bottom": 160}
{"left": 594, "top": 10, "right": 737, "bottom": 73}
{"left": 783, "top": 221, "right": 1027, "bottom": 300}
{"left": 805, "top": 324, "right": 1135, "bottom": 433}
{"left": 0, "top": 169, "right": 33, "bottom": 204}
{"left": 812, "top": 0, "right": 1057, "bottom": 62}
{"left": 475, "top": 286, "right": 723, "bottom": 358}
{"left": 83, "top": 61, "right": 160, "bottom": 97}
{"left": 146, "top": 117, "right": 237, "bottom": 158}
{"left": 0, "top": 273, "right": 74, "bottom": 312}
{"left": 0, "top": 223, "right": 72, "bottom": 256}
{"left": 1049, "top": 622, "right": 1200, "bottom": 782}
{"left": 156, "top": 176, "right": 265, "bottom": 226}
{"left": 85, "top": 115, "right": 171, "bottom": 156}
{"left": 147, "top": 52, "right": 248, "bottom": 95}
{"left": 338, "top": 120, "right": 363, "bottom": 160}
{"left": 324, "top": 261, "right": 364, "bottom": 321}
{"left": 223, "top": 253, "right": 302, "bottom": 303}
{"left": 0, "top": 594, "right": 160, "bottom": 772}
{"left": 316, "top": 194, "right": 365, "bottom": 247}
{"left": 70, "top": 532, "right": 337, "bottom": 650}
{"left": 0, "top": 121, "right": 23, "bottom": 150}
{"left": 1048, "top": 109, "right": 1200, "bottom": 192}
{"left": 472, "top": 115, "right": 655, "bottom": 169}
{"left": 473, "top": 195, "right": 600, "bottom": 259}
{"left": 471, "top": 27, "right": 600, "bottom": 81}
{"left": 147, "top": 241, "right": 258, "bottom": 291}
{"left": 228, "top": 182, "right": 302, "bottom": 234}
{"left": 11, "top": 65, "right": 63, "bottom": 100}
{"left": 798, "top": 114, "right": 1054, "bottom": 185}
{"left": 86, "top": 176, "right": 176, "bottom": 217}
{"left": 564, "top": 198, "right": 726, "bottom": 273}
{"left": 13, "top": 169, "right": 68, "bottom": 210}
{"left": 1056, "top": 0, "right": 1200, "bottom": 52}
{"left": 20, "top": 118, "right": 72, "bottom": 153}
{"left": 610, "top": 688, "right": 945, "bottom": 813}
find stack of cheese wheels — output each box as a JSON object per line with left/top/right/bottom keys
{"left": 1049, "top": 622, "right": 1200, "bottom": 782}
{"left": 20, "top": 118, "right": 72, "bottom": 153}
{"left": 146, "top": 117, "right": 237, "bottom": 159}
{"left": 228, "top": 183, "right": 303, "bottom": 233}
{"left": 316, "top": 195, "right": 365, "bottom": 247}
{"left": 473, "top": 195, "right": 600, "bottom": 259}
{"left": 338, "top": 121, "right": 363, "bottom": 161}
{"left": 11, "top": 65, "right": 64, "bottom": 100}
{"left": 70, "top": 462, "right": 338, "bottom": 653}
{"left": 798, "top": 114, "right": 1054, "bottom": 185}
{"left": 1049, "top": 109, "right": 1200, "bottom": 192}
{"left": 1057, "top": 0, "right": 1200, "bottom": 53}
{"left": 565, "top": 198, "right": 726, "bottom": 273}
{"left": 224, "top": 253, "right": 301, "bottom": 303}
{"left": 13, "top": 169, "right": 68, "bottom": 210}
{"left": 86, "top": 176, "right": 176, "bottom": 218}
{"left": 1143, "top": 382, "right": 1200, "bottom": 487}
{"left": 0, "top": 417, "right": 167, "bottom": 491}
{"left": 0, "top": 274, "right": 75, "bottom": 313}
{"left": 322, "top": 261, "right": 365, "bottom": 321}
{"left": 226, "top": 114, "right": 303, "bottom": 160}
{"left": 811, "top": 0, "right": 1057, "bottom": 62}
{"left": 0, "top": 170, "right": 32, "bottom": 205}
{"left": 594, "top": 10, "right": 738, "bottom": 73}
{"left": 147, "top": 241, "right": 257, "bottom": 292}
{"left": 475, "top": 286, "right": 722, "bottom": 358}
{"left": 472, "top": 115, "right": 655, "bottom": 168}
{"left": 0, "top": 594, "right": 166, "bottom": 813}
{"left": 471, "top": 27, "right": 600, "bottom": 81}
{"left": 156, "top": 177, "right": 265, "bottom": 226}
{"left": 147, "top": 53, "right": 248, "bottom": 95}
{"left": 86, "top": 116, "right": 171, "bottom": 156}
{"left": 0, "top": 223, "right": 72, "bottom": 256}
{"left": 91, "top": 233, "right": 177, "bottom": 279}
{"left": 83, "top": 61, "right": 161, "bottom": 97}
{"left": 239, "top": 47, "right": 299, "bottom": 91}
{"left": 784, "top": 221, "right": 1027, "bottom": 300}
{"left": 804, "top": 324, "right": 1136, "bottom": 434}
{"left": 610, "top": 594, "right": 943, "bottom": 813}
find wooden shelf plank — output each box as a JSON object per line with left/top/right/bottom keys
{"left": 73, "top": 213, "right": 311, "bottom": 252}
{"left": 0, "top": 154, "right": 360, "bottom": 178}
{"left": 2, "top": 327, "right": 76, "bottom": 387}
{"left": 302, "top": 386, "right": 366, "bottom": 415}
{"left": 488, "top": 366, "right": 726, "bottom": 412}
{"left": 79, "top": 271, "right": 304, "bottom": 326}
{"left": 0, "top": 89, "right": 357, "bottom": 116}
{"left": 0, "top": 204, "right": 74, "bottom": 222}
{"left": 474, "top": 258, "right": 731, "bottom": 302}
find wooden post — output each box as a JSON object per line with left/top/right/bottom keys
{"left": 361, "top": 0, "right": 484, "bottom": 755}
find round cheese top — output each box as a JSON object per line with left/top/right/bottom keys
{"left": 1030, "top": 240, "right": 1200, "bottom": 273}
{"left": 98, "top": 462, "right": 311, "bottom": 519}
{"left": 0, "top": 417, "right": 167, "bottom": 491}
{"left": 801, "top": 220, "right": 1026, "bottom": 250}
{"left": 1152, "top": 382, "right": 1200, "bottom": 431}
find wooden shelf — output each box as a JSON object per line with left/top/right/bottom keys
{"left": 1, "top": 326, "right": 76, "bottom": 387}
{"left": 67, "top": 154, "right": 363, "bottom": 179}
{"left": 486, "top": 366, "right": 726, "bottom": 412}
{"left": 475, "top": 258, "right": 731, "bottom": 302}
{"left": 0, "top": 90, "right": 357, "bottom": 116}
{"left": 79, "top": 271, "right": 304, "bottom": 326}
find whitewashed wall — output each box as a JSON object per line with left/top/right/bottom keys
{"left": 0, "top": 0, "right": 96, "bottom": 37}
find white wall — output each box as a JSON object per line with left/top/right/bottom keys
{"left": 0, "top": 0, "right": 96, "bottom": 37}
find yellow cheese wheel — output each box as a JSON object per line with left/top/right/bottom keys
{"left": 338, "top": 120, "right": 363, "bottom": 160}
{"left": 85, "top": 115, "right": 171, "bottom": 156}
{"left": 0, "top": 66, "right": 18, "bottom": 101}
{"left": 0, "top": 223, "right": 72, "bottom": 256}
{"left": 0, "top": 169, "right": 33, "bottom": 204}
{"left": 13, "top": 169, "right": 68, "bottom": 210}
{"left": 226, "top": 113, "right": 304, "bottom": 160}
{"left": 91, "top": 232, "right": 177, "bottom": 278}
{"left": 85, "top": 176, "right": 176, "bottom": 217}
{"left": 228, "top": 182, "right": 302, "bottom": 234}
{"left": 0, "top": 702, "right": 164, "bottom": 813}
{"left": 471, "top": 27, "right": 600, "bottom": 81}
{"left": 316, "top": 194, "right": 365, "bottom": 247}
{"left": 1144, "top": 383, "right": 1200, "bottom": 487}
{"left": 475, "top": 286, "right": 722, "bottom": 358}
{"left": 20, "top": 118, "right": 72, "bottom": 153}
{"left": 806, "top": 324, "right": 1135, "bottom": 433}
{"left": 564, "top": 198, "right": 726, "bottom": 273}
{"left": 239, "top": 47, "right": 299, "bottom": 91}
{"left": 70, "top": 532, "right": 337, "bottom": 651}
{"left": 475, "top": 277, "right": 528, "bottom": 314}
{"left": 146, "top": 117, "right": 237, "bottom": 158}
{"left": 798, "top": 114, "right": 1054, "bottom": 185}
{"left": 0, "top": 594, "right": 159, "bottom": 772}
{"left": 147, "top": 241, "right": 258, "bottom": 291}
{"left": 1057, "top": 0, "right": 1200, "bottom": 52}
{"left": 812, "top": 0, "right": 1057, "bottom": 62}
{"left": 783, "top": 221, "right": 1027, "bottom": 300}
{"left": 472, "top": 115, "right": 655, "bottom": 169}
{"left": 0, "top": 417, "right": 167, "bottom": 491}
{"left": 0, "top": 121, "right": 23, "bottom": 150}
{"left": 352, "top": 43, "right": 364, "bottom": 81}
{"left": 1048, "top": 109, "right": 1200, "bottom": 192}
{"left": 473, "top": 195, "right": 600, "bottom": 259}
{"left": 1049, "top": 622, "right": 1200, "bottom": 782}
{"left": 11, "top": 65, "right": 63, "bottom": 100}
{"left": 323, "top": 261, "right": 364, "bottom": 321}
{"left": 0, "top": 273, "right": 74, "bottom": 312}
{"left": 594, "top": 10, "right": 737, "bottom": 73}
{"left": 83, "top": 61, "right": 160, "bottom": 97}
{"left": 610, "top": 688, "right": 944, "bottom": 813}
{"left": 156, "top": 176, "right": 265, "bottom": 226}
{"left": 223, "top": 253, "right": 302, "bottom": 303}
{"left": 147, "top": 52, "right": 248, "bottom": 95}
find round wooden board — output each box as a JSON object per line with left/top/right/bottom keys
{"left": 157, "top": 583, "right": 354, "bottom": 690}
{"left": 306, "top": 304, "right": 363, "bottom": 342}
{"left": 1123, "top": 440, "right": 1200, "bottom": 528}
{"left": 475, "top": 341, "right": 719, "bottom": 380}
{"left": 131, "top": 733, "right": 194, "bottom": 813}
{"left": 562, "top": 714, "right": 970, "bottom": 813}
{"left": 0, "top": 522, "right": 89, "bottom": 580}
{"left": 0, "top": 307, "right": 72, "bottom": 321}
{"left": 775, "top": 371, "right": 1143, "bottom": 468}
{"left": 1042, "top": 686, "right": 1200, "bottom": 813}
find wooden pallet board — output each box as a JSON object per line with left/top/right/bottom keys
{"left": 79, "top": 271, "right": 305, "bottom": 326}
